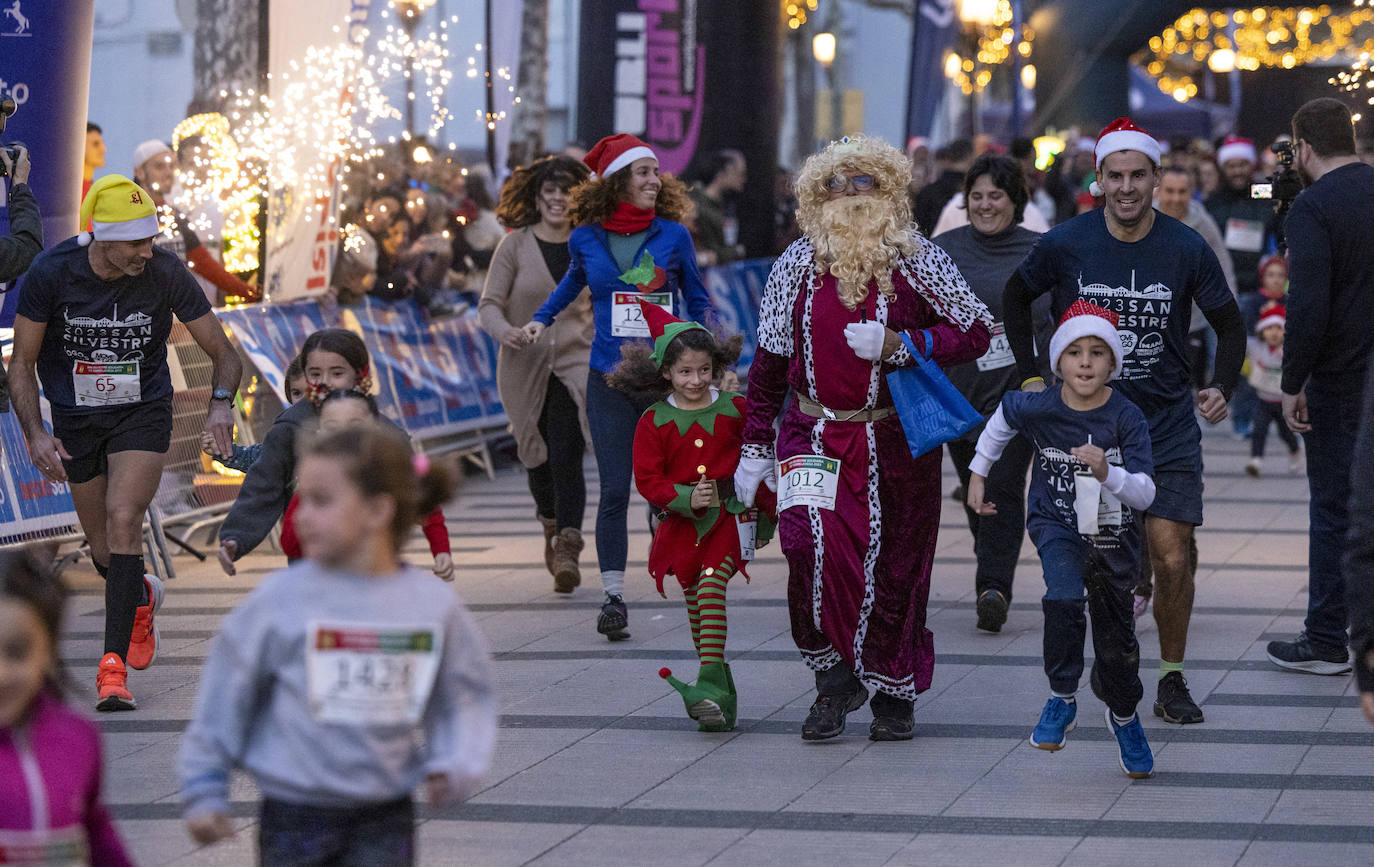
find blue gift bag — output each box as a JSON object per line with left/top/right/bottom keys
{"left": 886, "top": 331, "right": 983, "bottom": 458}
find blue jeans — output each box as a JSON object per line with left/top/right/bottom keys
{"left": 1038, "top": 536, "right": 1143, "bottom": 718}
{"left": 1303, "top": 376, "right": 1364, "bottom": 649}
{"left": 1231, "top": 293, "right": 1267, "bottom": 432}
{"left": 259, "top": 797, "right": 414, "bottom": 866}
{"left": 585, "top": 369, "right": 657, "bottom": 575}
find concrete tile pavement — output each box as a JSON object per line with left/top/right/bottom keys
{"left": 46, "top": 426, "right": 1374, "bottom": 864}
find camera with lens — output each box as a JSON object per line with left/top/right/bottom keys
{"left": 0, "top": 96, "right": 22, "bottom": 179}
{"left": 1250, "top": 139, "right": 1303, "bottom": 205}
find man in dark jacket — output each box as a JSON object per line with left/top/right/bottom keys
{"left": 914, "top": 139, "right": 973, "bottom": 237}
{"left": 1346, "top": 347, "right": 1374, "bottom": 724}
{"left": 1, "top": 144, "right": 43, "bottom": 412}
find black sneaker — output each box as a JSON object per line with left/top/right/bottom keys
{"left": 1265, "top": 633, "right": 1351, "bottom": 675}
{"left": 869, "top": 692, "right": 915, "bottom": 741}
{"left": 976, "top": 589, "right": 1008, "bottom": 633}
{"left": 801, "top": 683, "right": 869, "bottom": 741}
{"left": 597, "top": 594, "right": 630, "bottom": 641}
{"left": 1154, "top": 670, "right": 1204, "bottom": 724}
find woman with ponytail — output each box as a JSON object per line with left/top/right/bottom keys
{"left": 521, "top": 134, "right": 717, "bottom": 640}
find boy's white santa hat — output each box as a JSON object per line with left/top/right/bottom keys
{"left": 1089, "top": 117, "right": 1162, "bottom": 197}
{"left": 1217, "top": 135, "right": 1258, "bottom": 165}
{"left": 1049, "top": 298, "right": 1125, "bottom": 380}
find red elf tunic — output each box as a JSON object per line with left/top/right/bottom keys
{"left": 633, "top": 391, "right": 777, "bottom": 594}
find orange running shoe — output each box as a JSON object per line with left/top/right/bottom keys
{"left": 126, "top": 574, "right": 164, "bottom": 670}
{"left": 96, "top": 653, "right": 136, "bottom": 712}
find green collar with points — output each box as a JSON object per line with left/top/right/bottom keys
{"left": 648, "top": 391, "right": 741, "bottom": 436}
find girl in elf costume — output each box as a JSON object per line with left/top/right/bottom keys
{"left": 609, "top": 301, "right": 775, "bottom": 732}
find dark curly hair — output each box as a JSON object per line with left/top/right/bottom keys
{"left": 0, "top": 548, "right": 69, "bottom": 696}
{"left": 569, "top": 165, "right": 693, "bottom": 227}
{"left": 496, "top": 155, "right": 590, "bottom": 229}
{"left": 962, "top": 153, "right": 1029, "bottom": 224}
{"left": 606, "top": 328, "right": 743, "bottom": 397}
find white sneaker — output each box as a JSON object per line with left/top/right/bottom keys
{"left": 1245, "top": 458, "right": 1261, "bottom": 477}
{"left": 1288, "top": 451, "right": 1303, "bottom": 474}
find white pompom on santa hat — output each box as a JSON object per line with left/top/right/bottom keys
{"left": 582, "top": 133, "right": 657, "bottom": 181}
{"left": 1217, "top": 135, "right": 1258, "bottom": 166}
{"left": 1088, "top": 117, "right": 1162, "bottom": 197}
{"left": 1048, "top": 298, "right": 1125, "bottom": 380}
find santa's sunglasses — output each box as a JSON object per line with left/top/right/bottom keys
{"left": 826, "top": 173, "right": 876, "bottom": 193}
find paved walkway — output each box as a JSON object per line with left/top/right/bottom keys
{"left": 58, "top": 426, "right": 1372, "bottom": 865}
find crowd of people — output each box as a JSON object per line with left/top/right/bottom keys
{"left": 4, "top": 93, "right": 1374, "bottom": 864}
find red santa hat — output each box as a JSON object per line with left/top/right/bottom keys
{"left": 1217, "top": 135, "right": 1258, "bottom": 165}
{"left": 583, "top": 133, "right": 657, "bottom": 180}
{"left": 1256, "top": 302, "right": 1286, "bottom": 334}
{"left": 1049, "top": 299, "right": 1125, "bottom": 380}
{"left": 1089, "top": 117, "right": 1162, "bottom": 196}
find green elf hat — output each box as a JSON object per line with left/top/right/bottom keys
{"left": 641, "top": 299, "right": 709, "bottom": 368}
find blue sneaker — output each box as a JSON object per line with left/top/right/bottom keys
{"left": 1029, "top": 697, "right": 1077, "bottom": 751}
{"left": 1105, "top": 708, "right": 1154, "bottom": 779}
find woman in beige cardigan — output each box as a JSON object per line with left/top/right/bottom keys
{"left": 481, "top": 156, "right": 595, "bottom": 591}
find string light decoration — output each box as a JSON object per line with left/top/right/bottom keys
{"left": 180, "top": 8, "right": 464, "bottom": 264}
{"left": 943, "top": 0, "right": 1035, "bottom": 96}
{"left": 171, "top": 112, "right": 261, "bottom": 275}
{"left": 1136, "top": 6, "right": 1374, "bottom": 103}
{"left": 785, "top": 0, "right": 820, "bottom": 31}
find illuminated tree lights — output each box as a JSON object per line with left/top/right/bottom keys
{"left": 942, "top": 0, "right": 1035, "bottom": 96}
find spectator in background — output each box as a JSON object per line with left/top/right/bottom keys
{"left": 450, "top": 171, "right": 504, "bottom": 306}
{"left": 331, "top": 189, "right": 402, "bottom": 305}
{"left": 1154, "top": 165, "right": 1237, "bottom": 390}
{"left": 772, "top": 166, "right": 801, "bottom": 254}
{"left": 82, "top": 122, "right": 105, "bottom": 205}
{"left": 913, "top": 138, "right": 973, "bottom": 237}
{"left": 1, "top": 145, "right": 40, "bottom": 287}
{"left": 905, "top": 136, "right": 934, "bottom": 212}
{"left": 687, "top": 149, "right": 747, "bottom": 267}
{"left": 1012, "top": 137, "right": 1056, "bottom": 225}
{"left": 1192, "top": 153, "right": 1220, "bottom": 200}
{"left": 1266, "top": 98, "right": 1374, "bottom": 676}
{"left": 132, "top": 140, "right": 258, "bottom": 306}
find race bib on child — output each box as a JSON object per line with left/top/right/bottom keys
{"left": 1098, "top": 487, "right": 1123, "bottom": 529}
{"left": 778, "top": 455, "right": 842, "bottom": 511}
{"left": 611, "top": 291, "right": 673, "bottom": 337}
{"left": 73, "top": 360, "right": 140, "bottom": 407}
{"left": 976, "top": 322, "right": 1016, "bottom": 372}
{"left": 306, "top": 622, "right": 442, "bottom": 726}
{"left": 1224, "top": 218, "right": 1265, "bottom": 253}
{"left": 0, "top": 827, "right": 89, "bottom": 867}
{"left": 736, "top": 509, "right": 759, "bottom": 561}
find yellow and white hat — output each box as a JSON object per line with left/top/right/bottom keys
{"left": 77, "top": 174, "right": 159, "bottom": 246}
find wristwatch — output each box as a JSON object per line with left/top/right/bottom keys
{"left": 1206, "top": 381, "right": 1233, "bottom": 403}
{"left": 210, "top": 388, "right": 235, "bottom": 403}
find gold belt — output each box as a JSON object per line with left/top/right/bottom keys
{"left": 796, "top": 395, "right": 894, "bottom": 423}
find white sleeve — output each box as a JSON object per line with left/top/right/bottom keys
{"left": 969, "top": 405, "right": 1016, "bottom": 477}
{"left": 1104, "top": 464, "right": 1156, "bottom": 511}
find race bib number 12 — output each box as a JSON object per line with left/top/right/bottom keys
{"left": 611, "top": 291, "right": 672, "bottom": 337}
{"left": 778, "top": 455, "right": 842, "bottom": 511}
{"left": 306, "top": 622, "right": 442, "bottom": 726}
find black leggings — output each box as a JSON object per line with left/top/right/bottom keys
{"left": 1251, "top": 399, "right": 1299, "bottom": 458}
{"left": 947, "top": 434, "right": 1034, "bottom": 602}
{"left": 526, "top": 375, "right": 587, "bottom": 531}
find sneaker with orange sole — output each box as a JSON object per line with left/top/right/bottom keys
{"left": 96, "top": 654, "right": 136, "bottom": 712}
{"left": 126, "top": 574, "right": 164, "bottom": 670}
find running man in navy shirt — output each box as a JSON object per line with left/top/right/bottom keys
{"left": 1003, "top": 119, "right": 1246, "bottom": 725}
{"left": 969, "top": 300, "right": 1157, "bottom": 777}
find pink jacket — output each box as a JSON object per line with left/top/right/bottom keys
{"left": 0, "top": 691, "right": 132, "bottom": 865}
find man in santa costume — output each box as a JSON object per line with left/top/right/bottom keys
{"left": 735, "top": 135, "right": 993, "bottom": 741}
{"left": 1004, "top": 117, "right": 1247, "bottom": 725}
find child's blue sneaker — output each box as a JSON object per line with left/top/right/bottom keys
{"left": 1029, "top": 697, "right": 1077, "bottom": 751}
{"left": 1105, "top": 708, "right": 1154, "bottom": 778}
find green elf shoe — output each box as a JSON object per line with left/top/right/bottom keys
{"left": 659, "top": 663, "right": 734, "bottom": 732}
{"left": 718, "top": 663, "right": 738, "bottom": 731}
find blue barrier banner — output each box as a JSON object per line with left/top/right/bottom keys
{"left": 704, "top": 257, "right": 772, "bottom": 373}
{"left": 0, "top": 342, "right": 79, "bottom": 540}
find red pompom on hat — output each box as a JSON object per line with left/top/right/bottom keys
{"left": 1089, "top": 117, "right": 1161, "bottom": 196}
{"left": 1256, "top": 302, "right": 1286, "bottom": 334}
{"left": 1217, "top": 135, "right": 1258, "bottom": 165}
{"left": 1048, "top": 299, "right": 1125, "bottom": 380}
{"left": 584, "top": 133, "right": 657, "bottom": 180}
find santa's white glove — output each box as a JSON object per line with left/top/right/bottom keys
{"left": 843, "top": 321, "right": 888, "bottom": 361}
{"left": 734, "top": 457, "right": 776, "bottom": 508}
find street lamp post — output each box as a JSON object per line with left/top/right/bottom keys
{"left": 391, "top": 0, "right": 435, "bottom": 165}
{"left": 813, "top": 31, "right": 839, "bottom": 142}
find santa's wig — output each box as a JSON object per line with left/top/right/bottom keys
{"left": 796, "top": 135, "right": 917, "bottom": 309}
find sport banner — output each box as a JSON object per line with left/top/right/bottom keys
{"left": 703, "top": 256, "right": 771, "bottom": 374}
{"left": 0, "top": 407, "right": 79, "bottom": 542}
{"left": 0, "top": 0, "right": 96, "bottom": 326}
{"left": 904, "top": 0, "right": 959, "bottom": 141}
{"left": 263, "top": 0, "right": 374, "bottom": 301}
{"left": 575, "top": 0, "right": 779, "bottom": 257}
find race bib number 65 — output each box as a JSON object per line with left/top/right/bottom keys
{"left": 306, "top": 622, "right": 442, "bottom": 726}
{"left": 73, "top": 360, "right": 140, "bottom": 407}
{"left": 778, "top": 455, "right": 842, "bottom": 511}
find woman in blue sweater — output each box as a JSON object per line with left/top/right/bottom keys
{"left": 523, "top": 133, "right": 716, "bottom": 639}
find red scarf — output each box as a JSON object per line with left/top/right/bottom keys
{"left": 602, "top": 201, "right": 655, "bottom": 234}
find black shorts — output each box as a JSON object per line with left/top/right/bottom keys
{"left": 51, "top": 399, "right": 173, "bottom": 485}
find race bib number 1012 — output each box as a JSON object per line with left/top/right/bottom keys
{"left": 778, "top": 455, "right": 842, "bottom": 511}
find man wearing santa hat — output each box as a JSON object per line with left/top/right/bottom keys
{"left": 1003, "top": 117, "right": 1247, "bottom": 726}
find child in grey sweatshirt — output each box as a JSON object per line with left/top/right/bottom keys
{"left": 179, "top": 424, "right": 495, "bottom": 864}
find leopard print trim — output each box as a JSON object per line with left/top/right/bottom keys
{"left": 801, "top": 645, "right": 843, "bottom": 672}
{"left": 757, "top": 238, "right": 816, "bottom": 356}
{"left": 884, "top": 343, "right": 913, "bottom": 366}
{"left": 741, "top": 443, "right": 773, "bottom": 461}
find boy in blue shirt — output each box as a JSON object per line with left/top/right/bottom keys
{"left": 967, "top": 300, "right": 1158, "bottom": 778}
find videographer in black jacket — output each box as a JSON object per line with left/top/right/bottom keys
{"left": 1, "top": 145, "right": 42, "bottom": 283}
